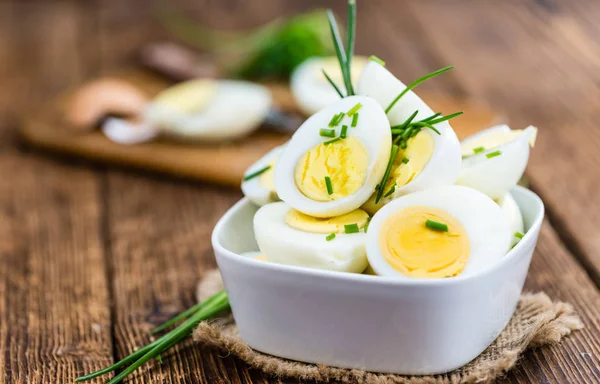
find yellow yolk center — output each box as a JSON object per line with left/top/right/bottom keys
{"left": 285, "top": 208, "right": 369, "bottom": 234}
{"left": 379, "top": 206, "right": 470, "bottom": 278}
{"left": 387, "top": 130, "right": 434, "bottom": 189}
{"left": 154, "top": 79, "right": 216, "bottom": 114}
{"left": 295, "top": 136, "right": 369, "bottom": 201}
{"left": 258, "top": 157, "right": 278, "bottom": 192}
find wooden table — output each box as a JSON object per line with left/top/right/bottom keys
{"left": 1, "top": 0, "right": 599, "bottom": 382}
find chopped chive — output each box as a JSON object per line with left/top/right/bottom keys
{"left": 425, "top": 219, "right": 449, "bottom": 232}
{"left": 351, "top": 113, "right": 359, "bottom": 127}
{"left": 323, "top": 137, "right": 342, "bottom": 145}
{"left": 401, "top": 126, "right": 414, "bottom": 139}
{"left": 340, "top": 125, "right": 348, "bottom": 139}
{"left": 413, "top": 122, "right": 441, "bottom": 135}
{"left": 427, "top": 111, "right": 463, "bottom": 125}
{"left": 344, "top": 223, "right": 360, "bottom": 234}
{"left": 514, "top": 231, "right": 524, "bottom": 239}
{"left": 320, "top": 128, "right": 336, "bottom": 138}
{"left": 398, "top": 110, "right": 419, "bottom": 130}
{"left": 391, "top": 129, "right": 404, "bottom": 135}
{"left": 402, "top": 157, "right": 410, "bottom": 164}
{"left": 243, "top": 165, "right": 271, "bottom": 181}
{"left": 386, "top": 66, "right": 454, "bottom": 113}
{"left": 326, "top": 233, "right": 336, "bottom": 241}
{"left": 384, "top": 184, "right": 396, "bottom": 197}
{"left": 334, "top": 112, "right": 345, "bottom": 125}
{"left": 419, "top": 112, "right": 442, "bottom": 122}
{"left": 369, "top": 55, "right": 386, "bottom": 66}
{"left": 486, "top": 150, "right": 502, "bottom": 159}
{"left": 364, "top": 217, "right": 372, "bottom": 233}
{"left": 325, "top": 176, "right": 333, "bottom": 195}
{"left": 400, "top": 140, "right": 407, "bottom": 149}
{"left": 347, "top": 103, "right": 362, "bottom": 116}
{"left": 410, "top": 128, "right": 419, "bottom": 137}
{"left": 375, "top": 145, "right": 399, "bottom": 204}
{"left": 473, "top": 146, "right": 485, "bottom": 154}
{"left": 328, "top": 113, "right": 339, "bottom": 127}
{"left": 322, "top": 70, "right": 344, "bottom": 98}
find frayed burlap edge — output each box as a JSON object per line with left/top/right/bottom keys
{"left": 193, "top": 269, "right": 583, "bottom": 384}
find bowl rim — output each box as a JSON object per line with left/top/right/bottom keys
{"left": 212, "top": 186, "right": 544, "bottom": 288}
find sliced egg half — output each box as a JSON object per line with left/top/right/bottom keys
{"left": 144, "top": 79, "right": 271, "bottom": 141}
{"left": 291, "top": 56, "right": 368, "bottom": 116}
{"left": 274, "top": 95, "right": 391, "bottom": 218}
{"left": 458, "top": 125, "right": 537, "bottom": 199}
{"left": 241, "top": 144, "right": 287, "bottom": 207}
{"left": 253, "top": 202, "right": 369, "bottom": 273}
{"left": 356, "top": 61, "right": 461, "bottom": 214}
{"left": 366, "top": 186, "right": 511, "bottom": 279}
{"left": 497, "top": 192, "right": 524, "bottom": 247}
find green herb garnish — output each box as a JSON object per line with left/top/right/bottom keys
{"left": 369, "top": 55, "right": 386, "bottom": 66}
{"left": 514, "top": 231, "right": 524, "bottom": 239}
{"left": 399, "top": 140, "right": 407, "bottom": 149}
{"left": 322, "top": 70, "right": 344, "bottom": 98}
{"left": 385, "top": 66, "right": 454, "bottom": 113}
{"left": 473, "top": 146, "right": 485, "bottom": 154}
{"left": 486, "top": 150, "right": 502, "bottom": 159}
{"left": 243, "top": 165, "right": 271, "bottom": 181}
{"left": 326, "top": 8, "right": 354, "bottom": 96}
{"left": 325, "top": 176, "right": 333, "bottom": 195}
{"left": 364, "top": 217, "right": 372, "bottom": 233}
{"left": 384, "top": 184, "right": 396, "bottom": 197}
{"left": 425, "top": 219, "right": 449, "bottom": 232}
{"left": 402, "top": 157, "right": 410, "bottom": 164}
{"left": 326, "top": 233, "right": 336, "bottom": 241}
{"left": 340, "top": 125, "right": 348, "bottom": 138}
{"left": 375, "top": 145, "right": 399, "bottom": 204}
{"left": 351, "top": 113, "right": 359, "bottom": 127}
{"left": 344, "top": 223, "right": 360, "bottom": 233}
{"left": 324, "top": 137, "right": 342, "bottom": 145}
{"left": 328, "top": 112, "right": 344, "bottom": 127}
{"left": 347, "top": 102, "right": 362, "bottom": 116}
{"left": 320, "top": 128, "right": 336, "bottom": 138}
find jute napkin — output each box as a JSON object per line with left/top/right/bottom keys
{"left": 193, "top": 269, "right": 583, "bottom": 383}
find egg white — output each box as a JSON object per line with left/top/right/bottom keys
{"left": 102, "top": 117, "right": 158, "bottom": 145}
{"left": 274, "top": 95, "right": 391, "bottom": 218}
{"left": 357, "top": 61, "right": 461, "bottom": 208}
{"left": 241, "top": 144, "right": 287, "bottom": 207}
{"left": 366, "top": 186, "right": 511, "bottom": 279}
{"left": 145, "top": 80, "right": 271, "bottom": 141}
{"left": 458, "top": 125, "right": 537, "bottom": 199}
{"left": 498, "top": 192, "right": 524, "bottom": 247}
{"left": 253, "top": 202, "right": 368, "bottom": 273}
{"left": 291, "top": 56, "right": 368, "bottom": 116}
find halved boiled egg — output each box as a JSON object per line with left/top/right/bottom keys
{"left": 145, "top": 79, "right": 271, "bottom": 141}
{"left": 356, "top": 61, "right": 461, "bottom": 213}
{"left": 274, "top": 95, "right": 391, "bottom": 217}
{"left": 366, "top": 186, "right": 511, "bottom": 279}
{"left": 253, "top": 202, "right": 369, "bottom": 273}
{"left": 498, "top": 192, "right": 524, "bottom": 247}
{"left": 241, "top": 144, "right": 287, "bottom": 206}
{"left": 291, "top": 56, "right": 368, "bottom": 116}
{"left": 458, "top": 125, "right": 537, "bottom": 199}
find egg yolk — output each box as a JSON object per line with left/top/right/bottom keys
{"left": 258, "top": 157, "right": 278, "bottom": 192}
{"left": 379, "top": 206, "right": 470, "bottom": 278}
{"left": 461, "top": 128, "right": 537, "bottom": 157}
{"left": 285, "top": 208, "right": 369, "bottom": 234}
{"left": 295, "top": 136, "right": 369, "bottom": 201}
{"left": 154, "top": 79, "right": 216, "bottom": 114}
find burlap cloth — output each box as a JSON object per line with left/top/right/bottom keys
{"left": 192, "top": 269, "right": 583, "bottom": 383}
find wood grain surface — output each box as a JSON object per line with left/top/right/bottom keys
{"left": 1, "top": 0, "right": 600, "bottom": 383}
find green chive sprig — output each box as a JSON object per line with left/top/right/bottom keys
{"left": 369, "top": 55, "right": 386, "bottom": 66}
{"left": 320, "top": 128, "right": 336, "bottom": 138}
{"left": 344, "top": 223, "right": 360, "bottom": 233}
{"left": 486, "top": 150, "right": 502, "bottom": 159}
{"left": 347, "top": 103, "right": 362, "bottom": 116}
{"left": 375, "top": 145, "right": 399, "bottom": 204}
{"left": 340, "top": 125, "right": 348, "bottom": 138}
{"left": 326, "top": 233, "right": 336, "bottom": 241}
{"left": 473, "top": 146, "right": 486, "bottom": 154}
{"left": 322, "top": 70, "right": 344, "bottom": 98}
{"left": 325, "top": 176, "right": 333, "bottom": 195}
{"left": 326, "top": 8, "right": 354, "bottom": 96}
{"left": 364, "top": 217, "right": 371, "bottom": 233}
{"left": 514, "top": 231, "right": 524, "bottom": 239}
{"left": 402, "top": 157, "right": 410, "bottom": 164}
{"left": 425, "top": 219, "right": 449, "bottom": 232}
{"left": 351, "top": 113, "right": 359, "bottom": 127}
{"left": 324, "top": 137, "right": 342, "bottom": 145}
{"left": 384, "top": 184, "right": 396, "bottom": 197}
{"left": 385, "top": 66, "right": 454, "bottom": 113}
{"left": 243, "top": 165, "right": 271, "bottom": 181}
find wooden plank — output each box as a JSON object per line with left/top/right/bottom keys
{"left": 0, "top": 152, "right": 112, "bottom": 383}
{"left": 405, "top": 0, "right": 600, "bottom": 283}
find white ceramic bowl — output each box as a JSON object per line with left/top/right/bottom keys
{"left": 212, "top": 186, "right": 544, "bottom": 375}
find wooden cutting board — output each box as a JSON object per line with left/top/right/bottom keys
{"left": 20, "top": 70, "right": 502, "bottom": 187}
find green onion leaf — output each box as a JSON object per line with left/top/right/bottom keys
{"left": 340, "top": 125, "right": 348, "bottom": 138}
{"left": 402, "top": 157, "right": 410, "bottom": 164}
{"left": 320, "top": 128, "right": 336, "bottom": 138}
{"left": 425, "top": 219, "right": 449, "bottom": 232}
{"left": 384, "top": 184, "right": 396, "bottom": 197}
{"left": 514, "top": 231, "right": 524, "bottom": 239}
{"left": 486, "top": 150, "right": 502, "bottom": 159}
{"left": 243, "top": 165, "right": 271, "bottom": 181}
{"left": 324, "top": 137, "right": 342, "bottom": 145}
{"left": 473, "top": 146, "right": 485, "bottom": 154}
{"left": 351, "top": 113, "right": 359, "bottom": 127}
{"left": 375, "top": 145, "right": 399, "bottom": 204}
{"left": 369, "top": 55, "right": 386, "bottom": 66}
{"left": 322, "top": 70, "right": 344, "bottom": 98}
{"left": 325, "top": 176, "right": 333, "bottom": 195}
{"left": 344, "top": 223, "right": 360, "bottom": 234}
{"left": 347, "top": 103, "right": 362, "bottom": 116}
{"left": 385, "top": 66, "right": 454, "bottom": 113}
{"left": 326, "top": 233, "right": 336, "bottom": 241}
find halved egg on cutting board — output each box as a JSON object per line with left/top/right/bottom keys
{"left": 458, "top": 125, "right": 537, "bottom": 200}
{"left": 253, "top": 202, "right": 369, "bottom": 273}
{"left": 274, "top": 95, "right": 391, "bottom": 218}
{"left": 366, "top": 186, "right": 511, "bottom": 279}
